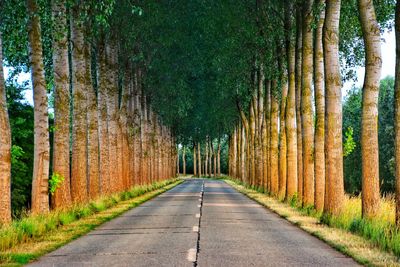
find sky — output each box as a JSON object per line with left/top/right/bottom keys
{"left": 3, "top": 28, "right": 397, "bottom": 106}
{"left": 343, "top": 28, "right": 396, "bottom": 91}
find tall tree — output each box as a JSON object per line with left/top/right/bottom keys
{"left": 27, "top": 0, "right": 50, "bottom": 214}
{"left": 358, "top": 0, "right": 382, "bottom": 219}
{"left": 0, "top": 32, "right": 11, "bottom": 222}
{"left": 301, "top": 0, "right": 315, "bottom": 206}
{"left": 314, "top": 0, "right": 326, "bottom": 212}
{"left": 323, "top": 0, "right": 344, "bottom": 216}
{"left": 51, "top": 0, "right": 71, "bottom": 209}
{"left": 395, "top": 0, "right": 400, "bottom": 226}
{"left": 71, "top": 7, "right": 88, "bottom": 202}
{"left": 285, "top": 0, "right": 298, "bottom": 199}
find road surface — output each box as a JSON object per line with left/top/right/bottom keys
{"left": 29, "top": 179, "right": 358, "bottom": 267}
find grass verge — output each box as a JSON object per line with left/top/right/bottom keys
{"left": 0, "top": 179, "right": 182, "bottom": 267}
{"left": 223, "top": 177, "right": 400, "bottom": 267}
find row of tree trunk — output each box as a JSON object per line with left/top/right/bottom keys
{"left": 191, "top": 140, "right": 221, "bottom": 177}
{"left": 229, "top": 0, "right": 386, "bottom": 219}
{"left": 0, "top": 0, "right": 176, "bottom": 223}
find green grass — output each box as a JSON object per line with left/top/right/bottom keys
{"left": 0, "top": 178, "right": 182, "bottom": 266}
{"left": 222, "top": 176, "right": 400, "bottom": 260}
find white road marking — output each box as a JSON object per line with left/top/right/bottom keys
{"left": 197, "top": 204, "right": 201, "bottom": 208}
{"left": 195, "top": 213, "right": 200, "bottom": 218}
{"left": 198, "top": 198, "right": 202, "bottom": 201}
{"left": 187, "top": 248, "right": 197, "bottom": 262}
{"left": 193, "top": 226, "right": 199, "bottom": 232}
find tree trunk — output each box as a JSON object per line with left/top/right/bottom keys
{"left": 323, "top": 0, "right": 344, "bottom": 216}
{"left": 27, "top": 0, "right": 50, "bottom": 213}
{"left": 0, "top": 33, "right": 12, "bottom": 223}
{"left": 71, "top": 8, "right": 88, "bottom": 203}
{"left": 395, "top": 0, "right": 400, "bottom": 226}
{"left": 106, "top": 44, "right": 119, "bottom": 191}
{"left": 270, "top": 80, "right": 279, "bottom": 195}
{"left": 85, "top": 42, "right": 100, "bottom": 199}
{"left": 314, "top": 0, "right": 326, "bottom": 212}
{"left": 301, "top": 0, "right": 315, "bottom": 207}
{"left": 279, "top": 46, "right": 288, "bottom": 198}
{"left": 193, "top": 144, "right": 197, "bottom": 176}
{"left": 205, "top": 138, "right": 209, "bottom": 177}
{"left": 217, "top": 139, "right": 221, "bottom": 177}
{"left": 50, "top": 0, "right": 71, "bottom": 209}
{"left": 97, "top": 44, "right": 110, "bottom": 194}
{"left": 198, "top": 142, "right": 202, "bottom": 177}
{"left": 295, "top": 5, "right": 303, "bottom": 202}
{"left": 265, "top": 80, "right": 271, "bottom": 192}
{"left": 183, "top": 146, "right": 186, "bottom": 175}
{"left": 209, "top": 140, "right": 213, "bottom": 177}
{"left": 285, "top": 1, "right": 298, "bottom": 199}
{"left": 358, "top": 0, "right": 381, "bottom": 219}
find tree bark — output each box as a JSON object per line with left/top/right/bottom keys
{"left": 358, "top": 0, "right": 381, "bottom": 219}
{"left": 27, "top": 0, "right": 50, "bottom": 213}
{"left": 323, "top": 0, "right": 344, "bottom": 216}
{"left": 278, "top": 46, "right": 288, "bottom": 198}
{"left": 198, "top": 142, "right": 202, "bottom": 177}
{"left": 71, "top": 8, "right": 88, "bottom": 203}
{"left": 285, "top": 1, "right": 298, "bottom": 199}
{"left": 193, "top": 144, "right": 197, "bottom": 176}
{"left": 85, "top": 42, "right": 100, "bottom": 199}
{"left": 295, "top": 5, "right": 304, "bottom": 201}
{"left": 395, "top": 0, "right": 400, "bottom": 226}
{"left": 0, "top": 32, "right": 12, "bottom": 222}
{"left": 183, "top": 146, "right": 186, "bottom": 175}
{"left": 270, "top": 80, "right": 279, "bottom": 195}
{"left": 314, "top": 0, "right": 326, "bottom": 212}
{"left": 301, "top": 0, "right": 315, "bottom": 207}
{"left": 50, "top": 0, "right": 71, "bottom": 209}
{"left": 97, "top": 43, "right": 110, "bottom": 194}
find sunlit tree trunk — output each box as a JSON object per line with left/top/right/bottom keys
{"left": 51, "top": 0, "right": 71, "bottom": 209}
{"left": 0, "top": 33, "right": 12, "bottom": 222}
{"left": 217, "top": 139, "right": 221, "bottom": 177}
{"left": 295, "top": 6, "right": 303, "bottom": 201}
{"left": 324, "top": 0, "right": 344, "bottom": 216}
{"left": 133, "top": 71, "right": 142, "bottom": 184}
{"left": 120, "top": 68, "right": 131, "bottom": 189}
{"left": 285, "top": 1, "right": 298, "bottom": 199}
{"left": 85, "top": 42, "right": 100, "bottom": 199}
{"left": 198, "top": 142, "right": 202, "bottom": 177}
{"left": 205, "top": 138, "right": 209, "bottom": 177}
{"left": 257, "top": 65, "right": 265, "bottom": 188}
{"left": 183, "top": 146, "right": 186, "bottom": 175}
{"left": 395, "top": 0, "right": 400, "bottom": 226}
{"left": 193, "top": 144, "right": 197, "bottom": 176}
{"left": 209, "top": 140, "right": 213, "bottom": 176}
{"left": 270, "top": 80, "right": 279, "bottom": 195}
{"left": 279, "top": 46, "right": 288, "bottom": 198}
{"left": 28, "top": 0, "right": 50, "bottom": 213}
{"left": 301, "top": 0, "right": 315, "bottom": 207}
{"left": 97, "top": 43, "right": 110, "bottom": 194}
{"left": 71, "top": 9, "right": 88, "bottom": 203}
{"left": 314, "top": 0, "right": 326, "bottom": 212}
{"left": 358, "top": 0, "right": 381, "bottom": 219}
{"left": 265, "top": 80, "right": 271, "bottom": 192}
{"left": 107, "top": 44, "right": 120, "bottom": 191}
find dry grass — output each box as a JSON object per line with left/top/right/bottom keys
{"left": 224, "top": 178, "right": 400, "bottom": 266}
{"left": 0, "top": 179, "right": 182, "bottom": 267}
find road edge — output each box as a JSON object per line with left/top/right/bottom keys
{"left": 0, "top": 179, "right": 184, "bottom": 267}
{"left": 223, "top": 178, "right": 399, "bottom": 267}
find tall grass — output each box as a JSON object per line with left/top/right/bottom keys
{"left": 225, "top": 177, "right": 400, "bottom": 258}
{"left": 0, "top": 179, "right": 179, "bottom": 252}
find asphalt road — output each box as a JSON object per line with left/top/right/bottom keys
{"left": 29, "top": 179, "right": 358, "bottom": 267}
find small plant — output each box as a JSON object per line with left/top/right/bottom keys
{"left": 49, "top": 173, "right": 65, "bottom": 195}
{"left": 343, "top": 126, "right": 356, "bottom": 157}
